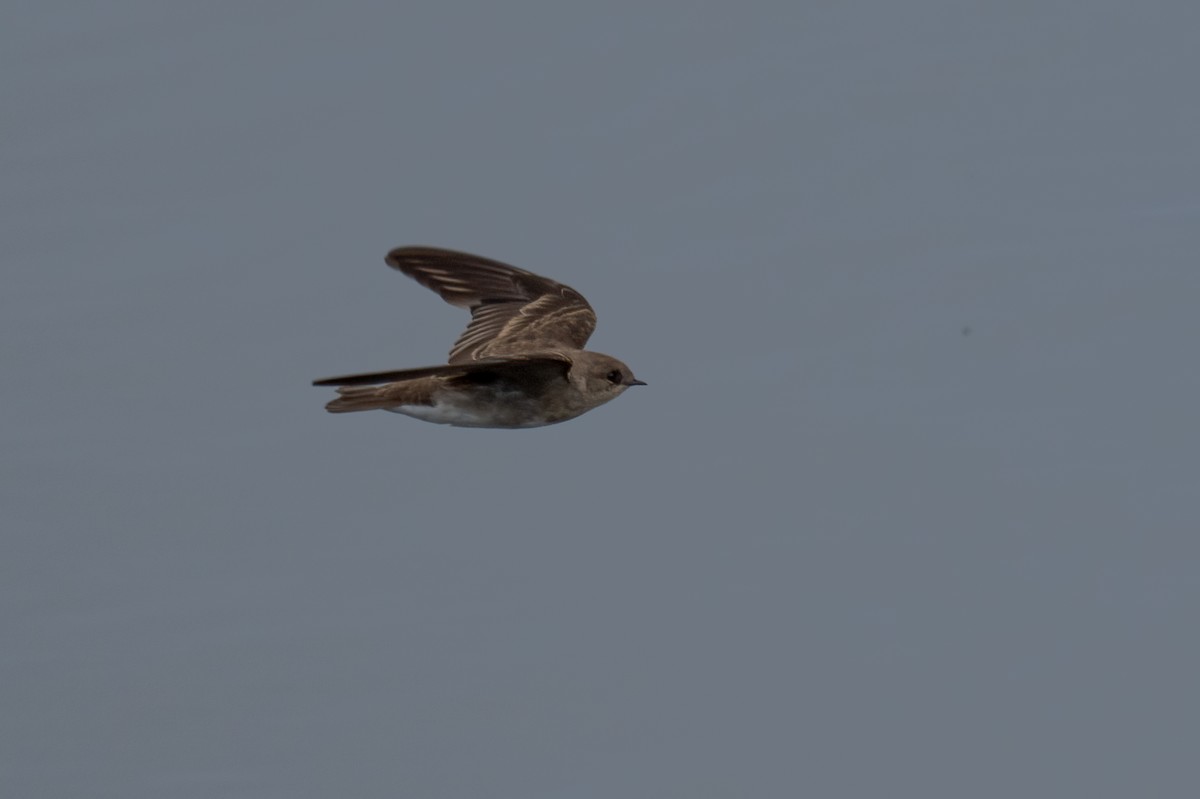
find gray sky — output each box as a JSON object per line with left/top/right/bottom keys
{"left": 4, "top": 3, "right": 1198, "bottom": 797}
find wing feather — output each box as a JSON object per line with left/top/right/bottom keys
{"left": 384, "top": 246, "right": 598, "bottom": 363}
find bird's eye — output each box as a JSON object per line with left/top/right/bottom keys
{"left": 606, "top": 369, "right": 623, "bottom": 384}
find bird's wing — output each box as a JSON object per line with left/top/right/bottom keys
{"left": 384, "top": 246, "right": 597, "bottom": 363}
{"left": 313, "top": 355, "right": 574, "bottom": 414}
{"left": 312, "top": 353, "right": 571, "bottom": 387}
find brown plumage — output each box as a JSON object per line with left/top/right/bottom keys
{"left": 385, "top": 246, "right": 598, "bottom": 363}
{"left": 313, "top": 246, "right": 643, "bottom": 428}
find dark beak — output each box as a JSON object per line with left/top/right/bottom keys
{"left": 628, "top": 378, "right": 647, "bottom": 387}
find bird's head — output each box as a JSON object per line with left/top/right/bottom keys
{"left": 569, "top": 352, "right": 646, "bottom": 404}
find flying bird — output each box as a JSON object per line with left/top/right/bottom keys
{"left": 313, "top": 247, "right": 645, "bottom": 428}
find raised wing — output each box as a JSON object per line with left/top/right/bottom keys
{"left": 384, "top": 246, "right": 597, "bottom": 363}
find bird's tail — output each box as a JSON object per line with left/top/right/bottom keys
{"left": 323, "top": 385, "right": 398, "bottom": 414}
{"left": 314, "top": 364, "right": 456, "bottom": 414}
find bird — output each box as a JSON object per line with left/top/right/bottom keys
{"left": 313, "top": 246, "right": 645, "bottom": 428}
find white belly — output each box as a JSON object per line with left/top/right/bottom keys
{"left": 384, "top": 395, "right": 557, "bottom": 428}
{"left": 385, "top": 403, "right": 493, "bottom": 427}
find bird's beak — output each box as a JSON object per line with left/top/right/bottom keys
{"left": 628, "top": 378, "right": 647, "bottom": 387}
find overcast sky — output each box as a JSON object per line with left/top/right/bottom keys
{"left": 4, "top": 3, "right": 1199, "bottom": 798}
